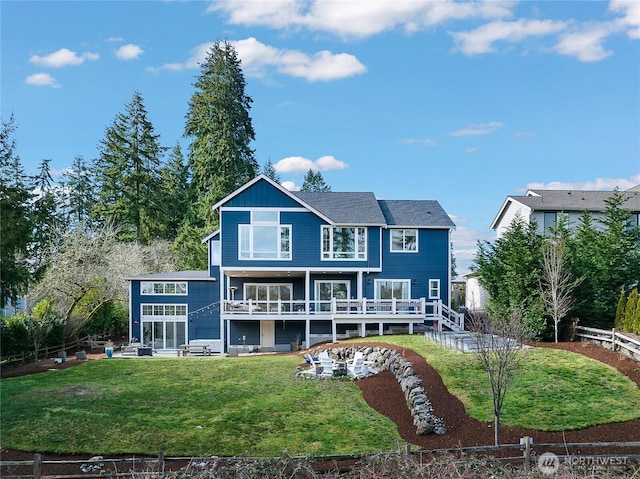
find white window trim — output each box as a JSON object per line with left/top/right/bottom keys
{"left": 321, "top": 225, "right": 367, "bottom": 261}
{"left": 238, "top": 210, "right": 292, "bottom": 261}
{"left": 140, "top": 282, "right": 188, "bottom": 296}
{"left": 374, "top": 279, "right": 411, "bottom": 299}
{"left": 390, "top": 229, "right": 418, "bottom": 253}
{"left": 141, "top": 303, "right": 188, "bottom": 318}
{"left": 428, "top": 279, "right": 441, "bottom": 299}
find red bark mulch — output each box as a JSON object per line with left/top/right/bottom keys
{"left": 1, "top": 340, "right": 639, "bottom": 474}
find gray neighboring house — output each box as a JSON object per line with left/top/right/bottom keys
{"left": 491, "top": 185, "right": 640, "bottom": 238}
{"left": 466, "top": 185, "right": 640, "bottom": 312}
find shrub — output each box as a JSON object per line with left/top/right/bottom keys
{"left": 623, "top": 288, "right": 638, "bottom": 333}
{"left": 614, "top": 288, "right": 626, "bottom": 330}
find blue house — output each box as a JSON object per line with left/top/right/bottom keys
{"left": 127, "top": 175, "right": 462, "bottom": 353}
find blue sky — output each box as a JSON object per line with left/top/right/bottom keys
{"left": 2, "top": 0, "right": 639, "bottom": 274}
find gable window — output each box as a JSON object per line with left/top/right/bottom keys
{"left": 321, "top": 226, "right": 367, "bottom": 260}
{"left": 141, "top": 282, "right": 187, "bottom": 295}
{"left": 375, "top": 280, "right": 410, "bottom": 299}
{"left": 390, "top": 229, "right": 418, "bottom": 252}
{"left": 239, "top": 210, "right": 291, "bottom": 260}
{"left": 428, "top": 279, "right": 440, "bottom": 299}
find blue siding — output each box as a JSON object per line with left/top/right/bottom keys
{"left": 226, "top": 179, "right": 301, "bottom": 208}
{"left": 221, "top": 209, "right": 382, "bottom": 269}
{"left": 365, "top": 229, "right": 449, "bottom": 303}
{"left": 130, "top": 279, "right": 220, "bottom": 342}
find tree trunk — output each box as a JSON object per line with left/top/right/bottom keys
{"left": 494, "top": 413, "right": 500, "bottom": 445}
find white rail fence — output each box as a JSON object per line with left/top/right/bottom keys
{"left": 574, "top": 326, "right": 640, "bottom": 362}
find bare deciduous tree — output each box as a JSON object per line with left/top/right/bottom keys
{"left": 29, "top": 225, "right": 175, "bottom": 337}
{"left": 469, "top": 310, "right": 531, "bottom": 445}
{"left": 540, "top": 237, "right": 581, "bottom": 343}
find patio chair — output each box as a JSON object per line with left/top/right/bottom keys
{"left": 318, "top": 355, "right": 336, "bottom": 378}
{"left": 347, "top": 352, "right": 368, "bottom": 378}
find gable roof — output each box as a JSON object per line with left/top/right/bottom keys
{"left": 491, "top": 187, "right": 640, "bottom": 230}
{"left": 378, "top": 200, "right": 455, "bottom": 228}
{"left": 210, "top": 174, "right": 454, "bottom": 229}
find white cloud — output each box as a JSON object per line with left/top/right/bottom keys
{"left": 274, "top": 155, "right": 348, "bottom": 173}
{"left": 107, "top": 36, "right": 124, "bottom": 43}
{"left": 465, "top": 147, "right": 478, "bottom": 154}
{"left": 281, "top": 180, "right": 301, "bottom": 191}
{"left": 115, "top": 44, "right": 144, "bottom": 60}
{"left": 526, "top": 175, "right": 640, "bottom": 191}
{"left": 450, "top": 18, "right": 567, "bottom": 55}
{"left": 450, "top": 121, "right": 504, "bottom": 137}
{"left": 208, "top": 0, "right": 513, "bottom": 38}
{"left": 29, "top": 48, "right": 99, "bottom": 68}
{"left": 553, "top": 24, "right": 615, "bottom": 62}
{"left": 401, "top": 138, "right": 437, "bottom": 146}
{"left": 149, "top": 37, "right": 366, "bottom": 81}
{"left": 450, "top": 218, "right": 495, "bottom": 275}
{"left": 610, "top": 0, "right": 640, "bottom": 39}
{"left": 25, "top": 73, "right": 60, "bottom": 88}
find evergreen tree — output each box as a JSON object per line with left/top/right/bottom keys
{"left": 30, "top": 158, "right": 61, "bottom": 279}
{"left": 160, "top": 143, "right": 190, "bottom": 240}
{"left": 184, "top": 40, "right": 258, "bottom": 233}
{"left": 61, "top": 155, "right": 95, "bottom": 228}
{"left": 262, "top": 158, "right": 281, "bottom": 183}
{"left": 568, "top": 192, "right": 640, "bottom": 327}
{"left": 93, "top": 91, "right": 167, "bottom": 243}
{"left": 623, "top": 288, "right": 638, "bottom": 333}
{"left": 614, "top": 287, "right": 626, "bottom": 331}
{"left": 301, "top": 169, "right": 331, "bottom": 192}
{"left": 0, "top": 115, "right": 32, "bottom": 307}
{"left": 634, "top": 293, "right": 640, "bottom": 335}
{"left": 473, "top": 214, "right": 545, "bottom": 338}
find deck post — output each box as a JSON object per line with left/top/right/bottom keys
{"left": 379, "top": 322, "right": 384, "bottom": 336}
{"left": 332, "top": 321, "right": 337, "bottom": 343}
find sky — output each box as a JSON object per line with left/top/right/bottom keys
{"left": 2, "top": 0, "right": 640, "bottom": 275}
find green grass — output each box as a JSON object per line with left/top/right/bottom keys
{"left": 3, "top": 337, "right": 640, "bottom": 457}
{"left": 351, "top": 335, "right": 640, "bottom": 430}
{"left": 0, "top": 356, "right": 400, "bottom": 456}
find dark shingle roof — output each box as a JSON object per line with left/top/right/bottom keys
{"left": 378, "top": 200, "right": 455, "bottom": 228}
{"left": 291, "top": 191, "right": 454, "bottom": 228}
{"left": 517, "top": 189, "right": 640, "bottom": 211}
{"left": 292, "top": 191, "right": 387, "bottom": 225}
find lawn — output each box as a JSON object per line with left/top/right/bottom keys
{"left": 0, "top": 356, "right": 400, "bottom": 456}
{"left": 352, "top": 336, "right": 640, "bottom": 430}
{"left": 3, "top": 337, "right": 640, "bottom": 457}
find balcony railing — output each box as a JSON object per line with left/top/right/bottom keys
{"left": 222, "top": 298, "right": 427, "bottom": 316}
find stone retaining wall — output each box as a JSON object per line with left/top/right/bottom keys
{"left": 299, "top": 345, "right": 446, "bottom": 436}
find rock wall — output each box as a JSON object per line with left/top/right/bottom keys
{"left": 300, "top": 345, "right": 446, "bottom": 436}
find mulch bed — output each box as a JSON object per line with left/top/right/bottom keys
{"left": 2, "top": 340, "right": 639, "bottom": 476}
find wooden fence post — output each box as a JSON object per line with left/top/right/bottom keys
{"left": 612, "top": 328, "right": 616, "bottom": 351}
{"left": 157, "top": 450, "right": 165, "bottom": 473}
{"left": 33, "top": 453, "right": 42, "bottom": 479}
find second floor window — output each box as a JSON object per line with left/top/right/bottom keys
{"left": 239, "top": 210, "right": 291, "bottom": 260}
{"left": 390, "top": 229, "right": 418, "bottom": 252}
{"left": 321, "top": 226, "right": 367, "bottom": 260}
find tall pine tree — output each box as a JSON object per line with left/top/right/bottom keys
{"left": 93, "top": 91, "right": 167, "bottom": 243}
{"left": 161, "top": 143, "right": 189, "bottom": 240}
{"left": 301, "top": 169, "right": 331, "bottom": 192}
{"left": 61, "top": 155, "right": 95, "bottom": 229}
{"left": 30, "top": 158, "right": 61, "bottom": 279}
{"left": 184, "top": 40, "right": 258, "bottom": 232}
{"left": 0, "top": 115, "right": 32, "bottom": 307}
